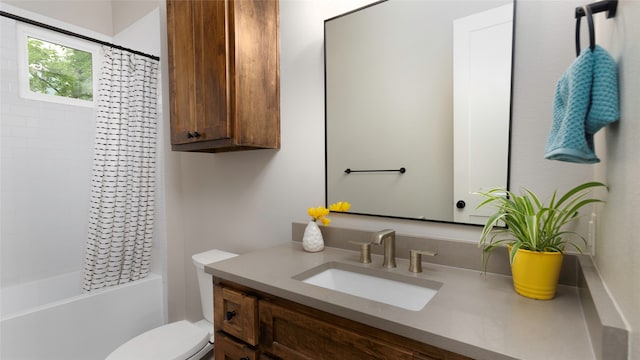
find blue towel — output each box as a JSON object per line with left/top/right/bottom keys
{"left": 545, "top": 45, "right": 619, "bottom": 163}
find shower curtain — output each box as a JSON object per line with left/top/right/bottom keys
{"left": 82, "top": 46, "right": 159, "bottom": 292}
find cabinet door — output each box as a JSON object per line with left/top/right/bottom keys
{"left": 232, "top": 0, "right": 280, "bottom": 148}
{"left": 259, "top": 300, "right": 415, "bottom": 360}
{"left": 167, "top": 0, "right": 231, "bottom": 145}
{"left": 193, "top": 0, "right": 232, "bottom": 142}
{"left": 214, "top": 285, "right": 259, "bottom": 346}
{"left": 215, "top": 331, "right": 258, "bottom": 360}
{"left": 167, "top": 0, "right": 197, "bottom": 144}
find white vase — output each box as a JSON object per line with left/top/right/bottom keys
{"left": 302, "top": 221, "right": 324, "bottom": 252}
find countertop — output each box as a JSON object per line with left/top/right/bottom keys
{"left": 206, "top": 242, "right": 595, "bottom": 360}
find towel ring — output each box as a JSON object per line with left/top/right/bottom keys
{"left": 575, "top": 0, "right": 619, "bottom": 56}
{"left": 586, "top": 6, "right": 596, "bottom": 51}
{"left": 575, "top": 6, "right": 595, "bottom": 55}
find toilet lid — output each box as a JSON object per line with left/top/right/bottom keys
{"left": 106, "top": 320, "right": 210, "bottom": 360}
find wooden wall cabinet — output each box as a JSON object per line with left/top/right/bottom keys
{"left": 213, "top": 282, "right": 471, "bottom": 360}
{"left": 166, "top": 0, "right": 280, "bottom": 153}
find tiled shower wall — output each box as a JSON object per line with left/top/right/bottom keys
{"left": 0, "top": 17, "right": 96, "bottom": 287}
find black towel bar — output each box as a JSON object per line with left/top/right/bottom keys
{"left": 575, "top": 0, "right": 618, "bottom": 56}
{"left": 344, "top": 167, "right": 406, "bottom": 174}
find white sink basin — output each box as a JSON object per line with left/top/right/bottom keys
{"left": 295, "top": 262, "right": 441, "bottom": 311}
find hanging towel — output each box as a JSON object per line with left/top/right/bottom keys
{"left": 545, "top": 45, "right": 619, "bottom": 163}
{"left": 586, "top": 46, "right": 620, "bottom": 134}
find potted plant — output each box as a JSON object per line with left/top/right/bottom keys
{"left": 476, "top": 181, "right": 606, "bottom": 300}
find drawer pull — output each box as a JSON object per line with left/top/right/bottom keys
{"left": 187, "top": 131, "right": 201, "bottom": 138}
{"left": 240, "top": 357, "right": 250, "bottom": 360}
{"left": 225, "top": 310, "right": 237, "bottom": 321}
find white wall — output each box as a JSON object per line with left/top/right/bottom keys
{"left": 111, "top": 0, "right": 159, "bottom": 35}
{"left": 1, "top": 0, "right": 114, "bottom": 35}
{"left": 0, "top": 15, "right": 97, "bottom": 286}
{"left": 595, "top": 0, "right": 640, "bottom": 357}
{"left": 113, "top": 7, "right": 161, "bottom": 59}
{"left": 1, "top": 0, "right": 159, "bottom": 37}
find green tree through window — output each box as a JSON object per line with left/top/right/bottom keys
{"left": 27, "top": 37, "right": 93, "bottom": 101}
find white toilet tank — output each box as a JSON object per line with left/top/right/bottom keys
{"left": 191, "top": 250, "right": 238, "bottom": 322}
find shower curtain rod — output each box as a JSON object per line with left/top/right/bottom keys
{"left": 0, "top": 10, "right": 160, "bottom": 61}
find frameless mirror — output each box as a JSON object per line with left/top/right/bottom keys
{"left": 325, "top": 0, "right": 515, "bottom": 225}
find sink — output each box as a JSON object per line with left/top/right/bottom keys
{"left": 293, "top": 262, "right": 441, "bottom": 311}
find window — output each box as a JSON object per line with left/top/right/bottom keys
{"left": 27, "top": 37, "right": 93, "bottom": 101}
{"left": 17, "top": 24, "right": 100, "bottom": 107}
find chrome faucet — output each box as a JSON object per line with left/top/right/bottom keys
{"left": 371, "top": 229, "right": 396, "bottom": 268}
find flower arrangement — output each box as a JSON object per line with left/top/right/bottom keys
{"left": 308, "top": 201, "right": 351, "bottom": 226}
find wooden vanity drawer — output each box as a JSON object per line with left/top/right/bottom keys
{"left": 258, "top": 298, "right": 472, "bottom": 360}
{"left": 214, "top": 285, "right": 259, "bottom": 346}
{"left": 259, "top": 299, "right": 415, "bottom": 360}
{"left": 214, "top": 331, "right": 259, "bottom": 360}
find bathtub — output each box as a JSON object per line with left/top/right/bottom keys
{"left": 1, "top": 272, "right": 165, "bottom": 360}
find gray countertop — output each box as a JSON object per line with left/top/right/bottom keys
{"left": 206, "top": 242, "right": 595, "bottom": 360}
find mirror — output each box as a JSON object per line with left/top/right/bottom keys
{"left": 325, "top": 0, "right": 515, "bottom": 225}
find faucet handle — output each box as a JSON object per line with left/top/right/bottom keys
{"left": 348, "top": 241, "right": 372, "bottom": 264}
{"left": 409, "top": 249, "right": 437, "bottom": 273}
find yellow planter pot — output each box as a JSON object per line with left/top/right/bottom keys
{"left": 510, "top": 248, "right": 563, "bottom": 300}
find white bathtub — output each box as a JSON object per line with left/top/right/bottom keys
{"left": 1, "top": 272, "right": 165, "bottom": 360}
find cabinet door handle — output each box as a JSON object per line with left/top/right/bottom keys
{"left": 187, "top": 131, "right": 201, "bottom": 138}
{"left": 225, "top": 310, "right": 237, "bottom": 321}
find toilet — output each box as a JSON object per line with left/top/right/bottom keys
{"left": 106, "top": 249, "right": 237, "bottom": 360}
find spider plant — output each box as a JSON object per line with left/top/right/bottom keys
{"left": 476, "top": 181, "right": 607, "bottom": 271}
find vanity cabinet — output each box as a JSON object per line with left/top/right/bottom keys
{"left": 166, "top": 0, "right": 280, "bottom": 153}
{"left": 213, "top": 282, "right": 472, "bottom": 360}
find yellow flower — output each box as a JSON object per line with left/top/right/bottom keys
{"left": 307, "top": 201, "right": 350, "bottom": 226}
{"left": 308, "top": 206, "right": 329, "bottom": 221}
{"left": 329, "top": 201, "right": 351, "bottom": 212}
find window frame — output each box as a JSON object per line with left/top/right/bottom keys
{"left": 16, "top": 23, "right": 101, "bottom": 108}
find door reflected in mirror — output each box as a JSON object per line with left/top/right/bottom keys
{"left": 325, "top": 0, "right": 514, "bottom": 225}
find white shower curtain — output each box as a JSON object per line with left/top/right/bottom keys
{"left": 82, "top": 46, "right": 159, "bottom": 292}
